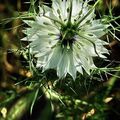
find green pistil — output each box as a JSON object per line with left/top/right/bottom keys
{"left": 60, "top": 23, "right": 77, "bottom": 48}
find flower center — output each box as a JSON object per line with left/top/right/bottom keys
{"left": 60, "top": 23, "right": 77, "bottom": 48}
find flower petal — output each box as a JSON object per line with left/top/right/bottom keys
{"left": 44, "top": 45, "right": 62, "bottom": 69}
{"left": 57, "top": 49, "right": 69, "bottom": 78}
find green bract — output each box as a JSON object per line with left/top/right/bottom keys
{"left": 22, "top": 0, "right": 109, "bottom": 80}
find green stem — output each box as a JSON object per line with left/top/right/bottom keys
{"left": 105, "top": 71, "right": 120, "bottom": 97}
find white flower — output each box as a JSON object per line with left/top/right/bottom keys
{"left": 22, "top": 0, "right": 109, "bottom": 80}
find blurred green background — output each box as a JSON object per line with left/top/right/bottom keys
{"left": 0, "top": 0, "right": 120, "bottom": 120}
